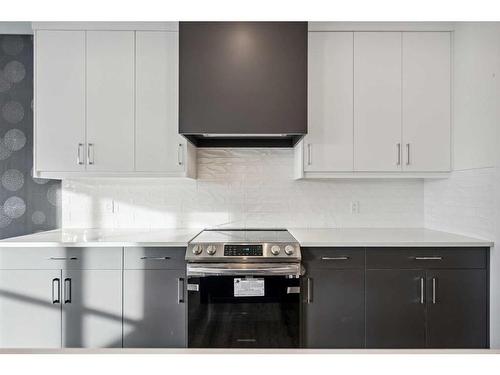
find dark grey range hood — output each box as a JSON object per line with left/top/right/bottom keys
{"left": 179, "top": 22, "right": 307, "bottom": 147}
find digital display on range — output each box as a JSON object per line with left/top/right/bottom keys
{"left": 224, "top": 245, "right": 263, "bottom": 256}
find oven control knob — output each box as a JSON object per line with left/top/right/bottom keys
{"left": 206, "top": 245, "right": 217, "bottom": 255}
{"left": 192, "top": 245, "right": 203, "bottom": 255}
{"left": 284, "top": 245, "right": 295, "bottom": 255}
{"left": 271, "top": 245, "right": 281, "bottom": 256}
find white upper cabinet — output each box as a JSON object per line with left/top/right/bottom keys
{"left": 295, "top": 29, "right": 451, "bottom": 179}
{"left": 35, "top": 31, "right": 86, "bottom": 172}
{"left": 135, "top": 31, "right": 187, "bottom": 173}
{"left": 354, "top": 32, "right": 402, "bottom": 172}
{"left": 33, "top": 23, "right": 195, "bottom": 179}
{"left": 86, "top": 31, "right": 135, "bottom": 172}
{"left": 305, "top": 32, "right": 353, "bottom": 172}
{"left": 402, "top": 32, "right": 451, "bottom": 172}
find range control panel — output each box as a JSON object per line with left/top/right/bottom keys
{"left": 224, "top": 244, "right": 263, "bottom": 256}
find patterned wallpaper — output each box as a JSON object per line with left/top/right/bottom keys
{"left": 0, "top": 35, "right": 60, "bottom": 239}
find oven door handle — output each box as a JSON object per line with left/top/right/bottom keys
{"left": 186, "top": 263, "right": 303, "bottom": 277}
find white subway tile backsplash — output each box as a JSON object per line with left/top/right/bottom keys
{"left": 424, "top": 167, "right": 495, "bottom": 240}
{"left": 62, "top": 148, "right": 424, "bottom": 229}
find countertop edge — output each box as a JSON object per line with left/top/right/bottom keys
{"left": 0, "top": 242, "right": 191, "bottom": 248}
{"left": 298, "top": 241, "right": 494, "bottom": 248}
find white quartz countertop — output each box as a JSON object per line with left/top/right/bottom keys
{"left": 0, "top": 228, "right": 493, "bottom": 248}
{"left": 0, "top": 228, "right": 203, "bottom": 247}
{"left": 288, "top": 228, "right": 493, "bottom": 247}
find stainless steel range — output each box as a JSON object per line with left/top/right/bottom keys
{"left": 185, "top": 229, "right": 302, "bottom": 348}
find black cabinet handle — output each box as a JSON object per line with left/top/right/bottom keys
{"left": 52, "top": 278, "right": 60, "bottom": 304}
{"left": 140, "top": 256, "right": 171, "bottom": 260}
{"left": 64, "top": 278, "right": 72, "bottom": 304}
{"left": 178, "top": 278, "right": 185, "bottom": 304}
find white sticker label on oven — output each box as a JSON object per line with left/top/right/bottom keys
{"left": 234, "top": 278, "right": 265, "bottom": 297}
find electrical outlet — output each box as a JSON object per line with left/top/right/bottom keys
{"left": 350, "top": 201, "right": 360, "bottom": 214}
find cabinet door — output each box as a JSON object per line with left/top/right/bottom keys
{"left": 136, "top": 31, "right": 186, "bottom": 173}
{"left": 302, "top": 268, "right": 364, "bottom": 348}
{"left": 305, "top": 32, "right": 353, "bottom": 172}
{"left": 366, "top": 270, "right": 426, "bottom": 348}
{"left": 62, "top": 270, "right": 122, "bottom": 348}
{"left": 354, "top": 32, "right": 402, "bottom": 172}
{"left": 426, "top": 270, "right": 488, "bottom": 348}
{"left": 0, "top": 270, "right": 62, "bottom": 348}
{"left": 86, "top": 31, "right": 135, "bottom": 172}
{"left": 35, "top": 31, "right": 86, "bottom": 172}
{"left": 402, "top": 32, "right": 451, "bottom": 172}
{"left": 123, "top": 269, "right": 186, "bottom": 348}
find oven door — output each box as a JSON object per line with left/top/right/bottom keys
{"left": 187, "top": 263, "right": 301, "bottom": 348}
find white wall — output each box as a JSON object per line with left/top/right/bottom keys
{"left": 424, "top": 22, "right": 500, "bottom": 348}
{"left": 62, "top": 148, "right": 424, "bottom": 229}
{"left": 453, "top": 23, "right": 499, "bottom": 170}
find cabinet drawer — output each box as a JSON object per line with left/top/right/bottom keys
{"left": 302, "top": 248, "right": 365, "bottom": 269}
{"left": 0, "top": 247, "right": 122, "bottom": 270}
{"left": 124, "top": 247, "right": 186, "bottom": 269}
{"left": 366, "top": 248, "right": 487, "bottom": 269}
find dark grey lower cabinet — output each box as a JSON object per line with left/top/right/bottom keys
{"left": 301, "top": 248, "right": 366, "bottom": 348}
{"left": 123, "top": 269, "right": 186, "bottom": 348}
{"left": 426, "top": 269, "right": 487, "bottom": 348}
{"left": 366, "top": 270, "right": 426, "bottom": 348}
{"left": 305, "top": 247, "right": 489, "bottom": 349}
{"left": 302, "top": 268, "right": 365, "bottom": 348}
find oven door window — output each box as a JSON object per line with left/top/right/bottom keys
{"left": 188, "top": 275, "right": 300, "bottom": 348}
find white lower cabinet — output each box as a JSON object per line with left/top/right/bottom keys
{"left": 122, "top": 247, "right": 187, "bottom": 348}
{"left": 123, "top": 269, "right": 186, "bottom": 348}
{"left": 0, "top": 247, "right": 188, "bottom": 349}
{"left": 0, "top": 270, "right": 62, "bottom": 348}
{"left": 62, "top": 270, "right": 123, "bottom": 348}
{"left": 0, "top": 247, "right": 123, "bottom": 348}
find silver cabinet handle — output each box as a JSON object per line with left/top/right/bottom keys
{"left": 178, "top": 278, "right": 185, "bottom": 304}
{"left": 432, "top": 277, "right": 437, "bottom": 304}
{"left": 48, "top": 257, "right": 78, "bottom": 261}
{"left": 177, "top": 143, "right": 183, "bottom": 166}
{"left": 87, "top": 143, "right": 94, "bottom": 165}
{"left": 406, "top": 143, "right": 411, "bottom": 165}
{"left": 64, "top": 278, "right": 72, "bottom": 304}
{"left": 306, "top": 277, "right": 312, "bottom": 304}
{"left": 420, "top": 277, "right": 425, "bottom": 304}
{"left": 52, "top": 278, "right": 60, "bottom": 304}
{"left": 396, "top": 143, "right": 401, "bottom": 166}
{"left": 414, "top": 256, "right": 443, "bottom": 261}
{"left": 140, "top": 256, "right": 171, "bottom": 260}
{"left": 307, "top": 144, "right": 312, "bottom": 165}
{"left": 321, "top": 256, "right": 349, "bottom": 261}
{"left": 77, "top": 143, "right": 85, "bottom": 165}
